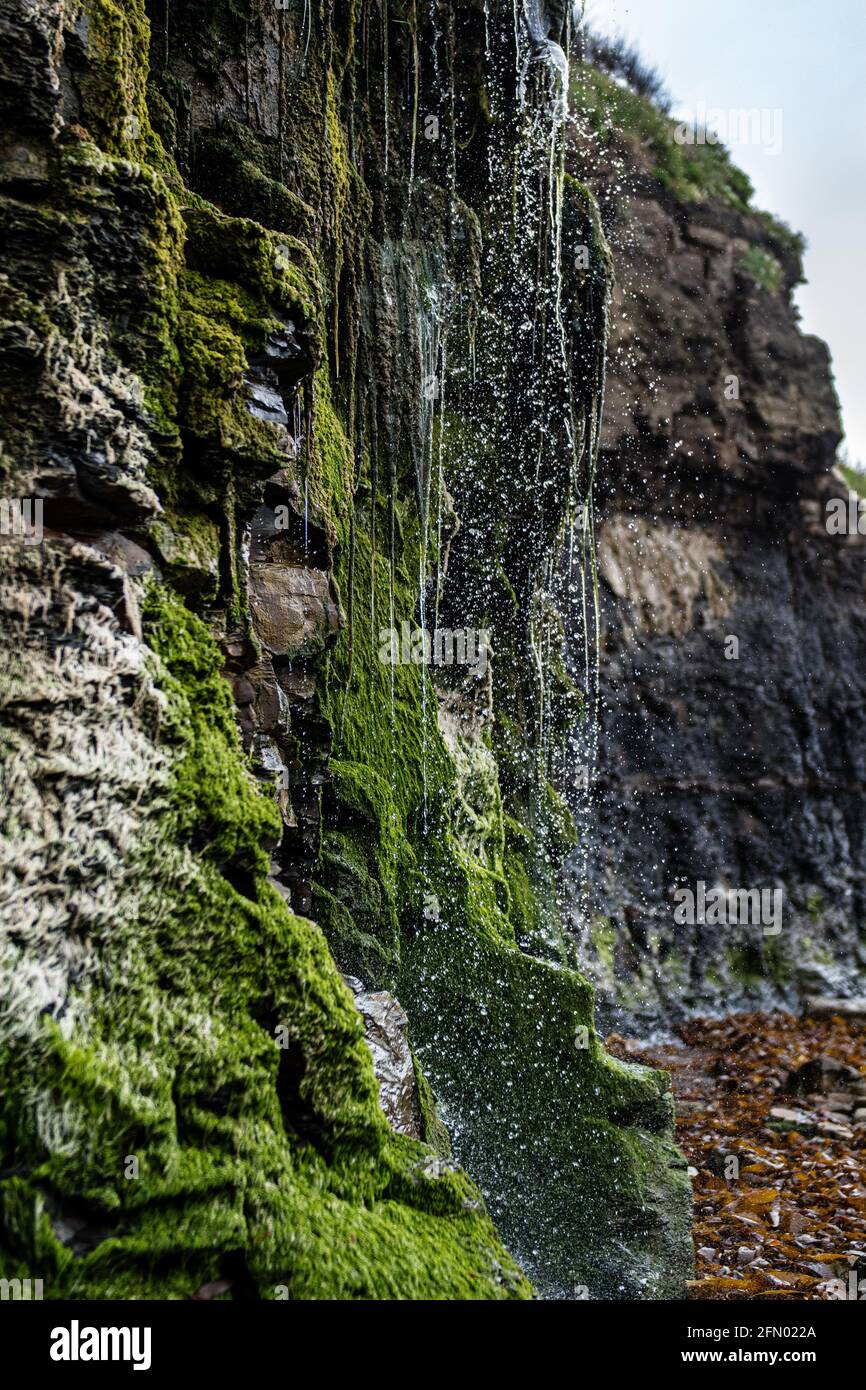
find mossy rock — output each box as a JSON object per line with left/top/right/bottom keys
{"left": 398, "top": 918, "right": 692, "bottom": 1299}
{"left": 0, "top": 585, "right": 530, "bottom": 1300}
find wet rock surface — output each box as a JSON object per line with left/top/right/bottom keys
{"left": 343, "top": 977, "right": 423, "bottom": 1140}
{"left": 562, "top": 109, "right": 866, "bottom": 1025}
{"left": 0, "top": 0, "right": 693, "bottom": 1302}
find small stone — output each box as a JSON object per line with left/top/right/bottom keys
{"left": 803, "top": 997, "right": 866, "bottom": 1022}
{"left": 675, "top": 1100, "right": 705, "bottom": 1117}
{"left": 767, "top": 1106, "right": 816, "bottom": 1135}
{"left": 822, "top": 1092, "right": 855, "bottom": 1113}
{"left": 816, "top": 1120, "right": 853, "bottom": 1140}
{"left": 245, "top": 374, "right": 289, "bottom": 426}
{"left": 706, "top": 1147, "right": 740, "bottom": 1177}
{"left": 232, "top": 675, "right": 256, "bottom": 706}
{"left": 778, "top": 1209, "right": 808, "bottom": 1237}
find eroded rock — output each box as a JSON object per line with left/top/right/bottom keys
{"left": 343, "top": 977, "right": 423, "bottom": 1139}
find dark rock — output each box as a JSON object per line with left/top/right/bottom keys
{"left": 563, "top": 111, "right": 864, "bottom": 1026}
{"left": 784, "top": 1056, "right": 864, "bottom": 1097}
{"left": 804, "top": 996, "right": 866, "bottom": 1021}
{"left": 245, "top": 371, "right": 289, "bottom": 427}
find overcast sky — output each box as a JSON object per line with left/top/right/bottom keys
{"left": 582, "top": 0, "right": 866, "bottom": 466}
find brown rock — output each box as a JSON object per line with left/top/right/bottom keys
{"left": 249, "top": 561, "right": 341, "bottom": 657}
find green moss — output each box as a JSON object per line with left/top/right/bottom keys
{"left": 502, "top": 830, "right": 542, "bottom": 946}
{"left": 307, "top": 374, "right": 356, "bottom": 548}
{"left": 840, "top": 464, "right": 866, "bottom": 499}
{"left": 55, "top": 136, "right": 186, "bottom": 445}
{"left": 143, "top": 586, "right": 281, "bottom": 868}
{"left": 176, "top": 274, "right": 281, "bottom": 462}
{"left": 762, "top": 934, "right": 790, "bottom": 989}
{"left": 590, "top": 916, "right": 617, "bottom": 976}
{"left": 149, "top": 511, "right": 222, "bottom": 598}
{"left": 0, "top": 585, "right": 531, "bottom": 1300}
{"left": 170, "top": 208, "right": 320, "bottom": 471}
{"left": 192, "top": 123, "right": 316, "bottom": 244}
{"left": 572, "top": 65, "right": 752, "bottom": 212}
{"left": 398, "top": 918, "right": 692, "bottom": 1299}
{"left": 78, "top": 0, "right": 152, "bottom": 158}
{"left": 726, "top": 944, "right": 765, "bottom": 988}
{"left": 806, "top": 889, "right": 827, "bottom": 923}
{"left": 738, "top": 245, "right": 785, "bottom": 295}
{"left": 754, "top": 209, "right": 806, "bottom": 264}
{"left": 413, "top": 1058, "right": 453, "bottom": 1159}
{"left": 314, "top": 454, "right": 689, "bottom": 1290}
{"left": 181, "top": 206, "right": 321, "bottom": 328}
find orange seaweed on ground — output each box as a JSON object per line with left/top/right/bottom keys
{"left": 608, "top": 1011, "right": 866, "bottom": 1300}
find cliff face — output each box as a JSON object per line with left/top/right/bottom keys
{"left": 563, "top": 65, "right": 866, "bottom": 1026}
{"left": 0, "top": 4, "right": 690, "bottom": 1299}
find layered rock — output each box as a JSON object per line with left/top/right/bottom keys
{"left": 562, "top": 62, "right": 866, "bottom": 1026}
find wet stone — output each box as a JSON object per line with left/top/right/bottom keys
{"left": 343, "top": 977, "right": 424, "bottom": 1140}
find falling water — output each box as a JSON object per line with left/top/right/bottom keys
{"left": 415, "top": 260, "right": 452, "bottom": 871}
{"left": 485, "top": 2, "right": 602, "bottom": 909}
{"left": 408, "top": 6, "right": 420, "bottom": 204}
{"left": 382, "top": 1, "right": 390, "bottom": 175}
{"left": 368, "top": 0, "right": 607, "bottom": 953}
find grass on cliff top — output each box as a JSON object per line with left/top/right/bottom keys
{"left": 571, "top": 63, "right": 805, "bottom": 265}
{"left": 839, "top": 461, "right": 866, "bottom": 497}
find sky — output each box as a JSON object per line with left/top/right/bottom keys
{"left": 581, "top": 0, "right": 866, "bottom": 466}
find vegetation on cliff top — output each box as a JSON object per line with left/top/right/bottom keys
{"left": 571, "top": 56, "right": 805, "bottom": 272}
